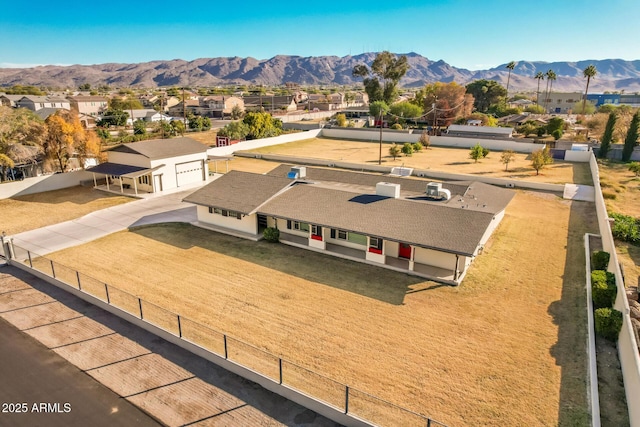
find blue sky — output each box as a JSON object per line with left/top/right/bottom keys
{"left": 2, "top": 0, "right": 639, "bottom": 70}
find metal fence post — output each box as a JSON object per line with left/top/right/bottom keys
{"left": 27, "top": 251, "right": 32, "bottom": 268}
{"left": 279, "top": 358, "right": 283, "bottom": 384}
{"left": 224, "top": 335, "right": 228, "bottom": 359}
{"left": 104, "top": 283, "right": 110, "bottom": 304}
{"left": 427, "top": 418, "right": 431, "bottom": 427}
{"left": 177, "top": 315, "right": 182, "bottom": 338}
{"left": 76, "top": 271, "right": 81, "bottom": 290}
{"left": 50, "top": 260, "right": 55, "bottom": 278}
{"left": 138, "top": 298, "right": 143, "bottom": 319}
{"left": 345, "top": 386, "right": 349, "bottom": 414}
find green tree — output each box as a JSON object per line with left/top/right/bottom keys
{"left": 599, "top": 112, "right": 617, "bottom": 159}
{"left": 230, "top": 105, "right": 244, "bottom": 120}
{"left": 242, "top": 112, "right": 283, "bottom": 140}
{"left": 547, "top": 117, "right": 565, "bottom": 135}
{"left": 622, "top": 110, "right": 640, "bottom": 162}
{"left": 598, "top": 104, "right": 618, "bottom": 114}
{"left": 335, "top": 113, "right": 347, "bottom": 127}
{"left": 352, "top": 51, "right": 409, "bottom": 104}
{"left": 389, "top": 143, "right": 401, "bottom": 160}
{"left": 544, "top": 70, "right": 557, "bottom": 111}
{"left": 572, "top": 101, "right": 596, "bottom": 115}
{"left": 98, "top": 108, "right": 128, "bottom": 127}
{"left": 218, "top": 121, "right": 249, "bottom": 140}
{"left": 133, "top": 119, "right": 146, "bottom": 135}
{"left": 500, "top": 150, "right": 516, "bottom": 171}
{"left": 401, "top": 142, "right": 413, "bottom": 156}
{"left": 505, "top": 61, "right": 516, "bottom": 102}
{"left": 525, "top": 104, "right": 545, "bottom": 114}
{"left": 465, "top": 80, "right": 507, "bottom": 112}
{"left": 170, "top": 120, "right": 186, "bottom": 136}
{"left": 517, "top": 122, "right": 538, "bottom": 137}
{"left": 534, "top": 71, "right": 545, "bottom": 105}
{"left": 629, "top": 162, "right": 640, "bottom": 176}
{"left": 531, "top": 147, "right": 553, "bottom": 175}
{"left": 389, "top": 101, "right": 423, "bottom": 124}
{"left": 582, "top": 65, "right": 597, "bottom": 115}
{"left": 369, "top": 100, "right": 390, "bottom": 120}
{"left": 469, "top": 143, "right": 489, "bottom": 163}
{"left": 551, "top": 129, "right": 563, "bottom": 140}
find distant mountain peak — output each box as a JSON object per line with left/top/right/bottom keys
{"left": 0, "top": 53, "right": 639, "bottom": 92}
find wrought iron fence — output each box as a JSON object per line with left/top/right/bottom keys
{"left": 9, "top": 244, "right": 448, "bottom": 427}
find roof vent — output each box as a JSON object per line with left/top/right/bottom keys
{"left": 426, "top": 182, "right": 451, "bottom": 201}
{"left": 376, "top": 182, "right": 400, "bottom": 198}
{"left": 288, "top": 166, "right": 306, "bottom": 179}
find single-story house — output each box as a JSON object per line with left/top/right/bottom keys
{"left": 445, "top": 124, "right": 514, "bottom": 139}
{"left": 87, "top": 137, "right": 209, "bottom": 195}
{"left": 125, "top": 109, "right": 171, "bottom": 125}
{"left": 183, "top": 165, "right": 514, "bottom": 285}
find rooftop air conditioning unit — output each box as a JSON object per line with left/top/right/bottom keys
{"left": 289, "top": 166, "right": 306, "bottom": 179}
{"left": 426, "top": 182, "right": 451, "bottom": 201}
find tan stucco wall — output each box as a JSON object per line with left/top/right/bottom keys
{"left": 414, "top": 247, "right": 456, "bottom": 270}
{"left": 196, "top": 206, "right": 258, "bottom": 235}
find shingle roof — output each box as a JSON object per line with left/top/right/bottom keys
{"left": 266, "top": 164, "right": 513, "bottom": 215}
{"left": 87, "top": 162, "right": 148, "bottom": 176}
{"left": 107, "top": 137, "right": 207, "bottom": 159}
{"left": 183, "top": 170, "right": 293, "bottom": 214}
{"left": 259, "top": 184, "right": 494, "bottom": 255}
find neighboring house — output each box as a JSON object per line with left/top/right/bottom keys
{"left": 15, "top": 96, "right": 71, "bottom": 111}
{"left": 507, "top": 99, "right": 534, "bottom": 109}
{"left": 538, "top": 92, "right": 584, "bottom": 114}
{"left": 0, "top": 94, "right": 24, "bottom": 107}
{"left": 67, "top": 95, "right": 108, "bottom": 117}
{"left": 243, "top": 95, "right": 297, "bottom": 113}
{"left": 87, "top": 137, "right": 209, "bottom": 195}
{"left": 167, "top": 100, "right": 201, "bottom": 117}
{"left": 498, "top": 113, "right": 547, "bottom": 127}
{"left": 183, "top": 165, "right": 514, "bottom": 285}
{"left": 201, "top": 96, "right": 245, "bottom": 118}
{"left": 125, "top": 109, "right": 170, "bottom": 125}
{"left": 445, "top": 124, "right": 514, "bottom": 138}
{"left": 34, "top": 107, "right": 64, "bottom": 121}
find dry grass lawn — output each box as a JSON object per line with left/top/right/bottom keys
{"left": 246, "top": 137, "right": 592, "bottom": 185}
{"left": 0, "top": 186, "right": 132, "bottom": 234}
{"left": 40, "top": 191, "right": 596, "bottom": 426}
{"left": 598, "top": 159, "right": 640, "bottom": 289}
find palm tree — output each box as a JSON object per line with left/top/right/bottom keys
{"left": 544, "top": 70, "right": 557, "bottom": 112}
{"left": 505, "top": 61, "right": 516, "bottom": 104}
{"left": 582, "top": 64, "right": 597, "bottom": 115}
{"left": 534, "top": 71, "right": 544, "bottom": 106}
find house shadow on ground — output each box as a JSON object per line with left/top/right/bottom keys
{"left": 129, "top": 223, "right": 433, "bottom": 306}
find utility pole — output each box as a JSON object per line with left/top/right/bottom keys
{"left": 432, "top": 96, "right": 438, "bottom": 136}
{"left": 378, "top": 109, "right": 383, "bottom": 165}
{"left": 182, "top": 87, "right": 186, "bottom": 127}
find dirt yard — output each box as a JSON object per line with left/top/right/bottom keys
{"left": 0, "top": 187, "right": 132, "bottom": 235}
{"left": 245, "top": 137, "right": 592, "bottom": 185}
{"left": 38, "top": 190, "right": 596, "bottom": 426}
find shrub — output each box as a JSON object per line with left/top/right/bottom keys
{"left": 401, "top": 142, "right": 414, "bottom": 156}
{"left": 412, "top": 142, "right": 423, "bottom": 152}
{"left": 594, "top": 307, "right": 623, "bottom": 341}
{"left": 419, "top": 130, "right": 431, "bottom": 149}
{"left": 602, "top": 191, "right": 617, "bottom": 200}
{"left": 390, "top": 123, "right": 403, "bottom": 130}
{"left": 551, "top": 129, "right": 563, "bottom": 140}
{"left": 591, "top": 270, "right": 617, "bottom": 309}
{"left": 389, "top": 143, "right": 401, "bottom": 160}
{"left": 263, "top": 227, "right": 280, "bottom": 243}
{"left": 609, "top": 212, "right": 640, "bottom": 244}
{"left": 591, "top": 251, "right": 610, "bottom": 271}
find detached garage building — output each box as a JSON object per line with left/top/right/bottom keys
{"left": 88, "top": 137, "right": 209, "bottom": 195}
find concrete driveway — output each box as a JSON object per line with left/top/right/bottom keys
{"left": 11, "top": 189, "right": 198, "bottom": 256}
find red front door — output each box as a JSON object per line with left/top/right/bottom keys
{"left": 399, "top": 243, "right": 411, "bottom": 259}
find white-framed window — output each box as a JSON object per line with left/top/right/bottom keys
{"left": 311, "top": 225, "right": 320, "bottom": 235}
{"left": 138, "top": 175, "right": 149, "bottom": 185}
{"left": 337, "top": 230, "right": 348, "bottom": 240}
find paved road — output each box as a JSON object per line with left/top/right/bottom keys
{"left": 0, "top": 315, "right": 162, "bottom": 427}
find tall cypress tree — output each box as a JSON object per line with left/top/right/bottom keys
{"left": 622, "top": 111, "right": 640, "bottom": 162}
{"left": 599, "top": 112, "right": 616, "bottom": 159}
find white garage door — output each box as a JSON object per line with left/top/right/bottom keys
{"left": 175, "top": 160, "right": 203, "bottom": 187}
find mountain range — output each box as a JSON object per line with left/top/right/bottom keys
{"left": 1, "top": 52, "right": 640, "bottom": 93}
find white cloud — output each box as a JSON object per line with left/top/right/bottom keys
{"left": 0, "top": 62, "right": 71, "bottom": 68}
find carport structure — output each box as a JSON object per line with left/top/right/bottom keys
{"left": 87, "top": 163, "right": 164, "bottom": 196}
